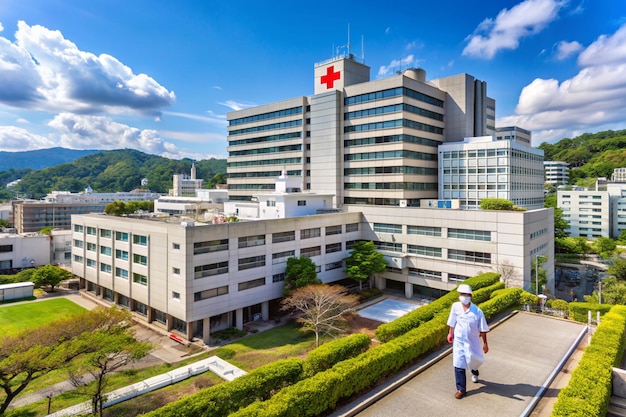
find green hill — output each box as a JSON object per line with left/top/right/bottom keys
{"left": 7, "top": 149, "right": 226, "bottom": 199}
{"left": 539, "top": 129, "right": 626, "bottom": 183}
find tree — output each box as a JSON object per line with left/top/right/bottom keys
{"left": 206, "top": 173, "right": 227, "bottom": 189}
{"left": 72, "top": 309, "right": 151, "bottom": 416}
{"left": 544, "top": 195, "right": 569, "bottom": 238}
{"left": 531, "top": 256, "right": 548, "bottom": 294}
{"left": 608, "top": 257, "right": 626, "bottom": 281}
{"left": 585, "top": 276, "right": 626, "bottom": 305}
{"left": 31, "top": 265, "right": 71, "bottom": 291}
{"left": 283, "top": 256, "right": 321, "bottom": 296}
{"left": 592, "top": 237, "right": 617, "bottom": 259}
{"left": 479, "top": 198, "right": 513, "bottom": 210}
{"left": 495, "top": 259, "right": 517, "bottom": 287}
{"left": 0, "top": 307, "right": 131, "bottom": 413}
{"left": 617, "top": 230, "right": 626, "bottom": 245}
{"left": 344, "top": 241, "right": 387, "bottom": 290}
{"left": 281, "top": 284, "right": 359, "bottom": 347}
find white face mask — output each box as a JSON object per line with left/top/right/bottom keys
{"left": 459, "top": 295, "right": 471, "bottom": 305}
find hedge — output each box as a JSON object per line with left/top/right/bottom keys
{"left": 302, "top": 333, "right": 371, "bottom": 377}
{"left": 568, "top": 302, "right": 613, "bottom": 323}
{"left": 142, "top": 358, "right": 304, "bottom": 417}
{"left": 551, "top": 305, "right": 626, "bottom": 417}
{"left": 374, "top": 272, "right": 501, "bottom": 342}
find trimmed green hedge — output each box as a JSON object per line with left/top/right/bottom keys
{"left": 374, "top": 272, "right": 501, "bottom": 342}
{"left": 141, "top": 358, "right": 304, "bottom": 417}
{"left": 551, "top": 305, "right": 626, "bottom": 417}
{"left": 302, "top": 333, "right": 371, "bottom": 377}
{"left": 568, "top": 302, "right": 613, "bottom": 323}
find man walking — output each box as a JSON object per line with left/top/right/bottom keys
{"left": 446, "top": 284, "right": 489, "bottom": 399}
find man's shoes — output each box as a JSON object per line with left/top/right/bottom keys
{"left": 471, "top": 369, "right": 479, "bottom": 383}
{"left": 455, "top": 390, "right": 466, "bottom": 399}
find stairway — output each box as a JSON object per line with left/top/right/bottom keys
{"left": 608, "top": 396, "right": 626, "bottom": 417}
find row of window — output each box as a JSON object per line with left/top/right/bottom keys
{"left": 226, "top": 157, "right": 302, "bottom": 168}
{"left": 345, "top": 118, "right": 443, "bottom": 135}
{"left": 345, "top": 166, "right": 437, "bottom": 176}
{"left": 345, "top": 149, "right": 437, "bottom": 162}
{"left": 228, "top": 131, "right": 301, "bottom": 147}
{"left": 373, "top": 224, "right": 490, "bottom": 241}
{"left": 228, "top": 119, "right": 302, "bottom": 136}
{"left": 229, "top": 170, "right": 301, "bottom": 178}
{"left": 344, "top": 86, "right": 444, "bottom": 108}
{"left": 344, "top": 103, "right": 443, "bottom": 122}
{"left": 344, "top": 134, "right": 440, "bottom": 149}
{"left": 73, "top": 225, "right": 148, "bottom": 246}
{"left": 228, "top": 106, "right": 302, "bottom": 126}
{"left": 373, "top": 241, "right": 490, "bottom": 264}
{"left": 345, "top": 182, "right": 438, "bottom": 191}
{"left": 229, "top": 144, "right": 302, "bottom": 157}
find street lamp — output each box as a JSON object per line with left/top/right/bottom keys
{"left": 535, "top": 254, "right": 539, "bottom": 295}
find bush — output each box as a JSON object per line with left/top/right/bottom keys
{"left": 568, "top": 302, "right": 612, "bottom": 323}
{"left": 303, "top": 333, "right": 371, "bottom": 377}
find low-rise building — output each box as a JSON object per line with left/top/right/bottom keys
{"left": 0, "top": 231, "right": 50, "bottom": 273}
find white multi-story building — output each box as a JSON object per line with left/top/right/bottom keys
{"left": 171, "top": 163, "right": 204, "bottom": 197}
{"left": 438, "top": 136, "right": 544, "bottom": 210}
{"left": 558, "top": 190, "right": 610, "bottom": 238}
{"left": 71, "top": 205, "right": 553, "bottom": 343}
{"left": 0, "top": 231, "right": 49, "bottom": 273}
{"left": 611, "top": 168, "right": 626, "bottom": 183}
{"left": 544, "top": 161, "right": 570, "bottom": 186}
{"left": 495, "top": 126, "right": 532, "bottom": 146}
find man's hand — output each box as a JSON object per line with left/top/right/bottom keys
{"left": 447, "top": 333, "right": 453, "bottom": 344}
{"left": 483, "top": 342, "right": 489, "bottom": 354}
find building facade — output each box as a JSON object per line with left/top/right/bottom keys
{"left": 438, "top": 136, "right": 544, "bottom": 210}
{"left": 227, "top": 55, "right": 495, "bottom": 207}
{"left": 495, "top": 126, "right": 532, "bottom": 146}
{"left": 0, "top": 232, "right": 50, "bottom": 273}
{"left": 71, "top": 206, "right": 553, "bottom": 343}
{"left": 544, "top": 161, "right": 570, "bottom": 186}
{"left": 558, "top": 190, "right": 610, "bottom": 238}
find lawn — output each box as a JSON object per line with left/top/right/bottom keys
{"left": 0, "top": 298, "right": 87, "bottom": 337}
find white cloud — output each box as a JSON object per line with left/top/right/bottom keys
{"left": 555, "top": 40, "right": 583, "bottom": 60}
{"left": 46, "top": 113, "right": 197, "bottom": 159}
{"left": 219, "top": 100, "right": 254, "bottom": 111}
{"left": 0, "top": 22, "right": 4, "bottom": 32}
{"left": 498, "top": 24, "right": 626, "bottom": 145}
{"left": 463, "top": 0, "right": 565, "bottom": 59}
{"left": 377, "top": 54, "right": 418, "bottom": 77}
{"left": 0, "top": 21, "right": 175, "bottom": 115}
{"left": 0, "top": 125, "right": 55, "bottom": 150}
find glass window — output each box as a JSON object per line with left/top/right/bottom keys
{"left": 301, "top": 246, "right": 321, "bottom": 257}
{"left": 87, "top": 227, "right": 97, "bottom": 235}
{"left": 194, "top": 286, "right": 228, "bottom": 301}
{"left": 301, "top": 227, "right": 321, "bottom": 239}
{"left": 100, "top": 229, "right": 112, "bottom": 238}
{"left": 239, "top": 235, "right": 265, "bottom": 248}
{"left": 272, "top": 231, "right": 295, "bottom": 244}
{"left": 326, "top": 243, "right": 342, "bottom": 253}
{"left": 133, "top": 254, "right": 147, "bottom": 265}
{"left": 133, "top": 273, "right": 148, "bottom": 285}
{"left": 194, "top": 261, "right": 229, "bottom": 278}
{"left": 325, "top": 225, "right": 343, "bottom": 235}
{"left": 238, "top": 278, "right": 266, "bottom": 291}
{"left": 194, "top": 239, "right": 228, "bottom": 254}
{"left": 115, "top": 231, "right": 129, "bottom": 242}
{"left": 133, "top": 235, "right": 148, "bottom": 245}
{"left": 115, "top": 249, "right": 129, "bottom": 261}
{"left": 345, "top": 223, "right": 359, "bottom": 233}
{"left": 407, "top": 225, "right": 441, "bottom": 236}
{"left": 238, "top": 255, "right": 265, "bottom": 270}
{"left": 373, "top": 223, "right": 402, "bottom": 234}
{"left": 115, "top": 267, "right": 128, "bottom": 279}
{"left": 272, "top": 250, "right": 295, "bottom": 264}
{"left": 100, "top": 246, "right": 112, "bottom": 256}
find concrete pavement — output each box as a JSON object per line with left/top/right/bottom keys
{"left": 331, "top": 312, "right": 586, "bottom": 417}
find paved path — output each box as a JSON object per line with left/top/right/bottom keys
{"left": 332, "top": 312, "right": 586, "bottom": 417}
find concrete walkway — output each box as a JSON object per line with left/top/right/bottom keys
{"left": 332, "top": 312, "right": 586, "bottom": 417}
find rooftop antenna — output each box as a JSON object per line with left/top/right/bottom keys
{"left": 362, "top": 35, "right": 365, "bottom": 63}
{"left": 347, "top": 23, "right": 351, "bottom": 56}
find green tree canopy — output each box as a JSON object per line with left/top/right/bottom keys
{"left": 31, "top": 265, "right": 71, "bottom": 291}
{"left": 479, "top": 198, "right": 514, "bottom": 210}
{"left": 592, "top": 237, "right": 617, "bottom": 259}
{"left": 283, "top": 256, "right": 321, "bottom": 296}
{"left": 608, "top": 257, "right": 626, "bottom": 281}
{"left": 104, "top": 200, "right": 154, "bottom": 216}
{"left": 344, "top": 241, "right": 387, "bottom": 290}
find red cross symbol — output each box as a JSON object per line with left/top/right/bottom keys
{"left": 321, "top": 65, "right": 340, "bottom": 89}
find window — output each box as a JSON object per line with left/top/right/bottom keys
{"left": 133, "top": 273, "right": 148, "bottom": 285}
{"left": 373, "top": 223, "right": 402, "bottom": 234}
{"left": 346, "top": 240, "right": 359, "bottom": 250}
{"left": 374, "top": 241, "right": 403, "bottom": 252}
{"left": 133, "top": 254, "right": 147, "bottom": 265}
{"left": 325, "top": 225, "right": 342, "bottom": 235}
{"left": 100, "top": 263, "right": 112, "bottom": 273}
{"left": 115, "top": 231, "right": 129, "bottom": 242}
{"left": 172, "top": 292, "right": 180, "bottom": 300}
{"left": 115, "top": 249, "right": 129, "bottom": 261}
{"left": 407, "top": 225, "right": 441, "bottom": 236}
{"left": 172, "top": 267, "right": 180, "bottom": 275}
{"left": 74, "top": 239, "right": 84, "bottom": 248}
{"left": 100, "top": 246, "right": 112, "bottom": 256}
{"left": 194, "top": 286, "right": 228, "bottom": 301}
{"left": 408, "top": 268, "right": 442, "bottom": 279}
{"left": 272, "top": 273, "right": 285, "bottom": 283}
{"left": 326, "top": 261, "right": 343, "bottom": 271}
{"left": 448, "top": 249, "right": 491, "bottom": 264}
{"left": 87, "top": 227, "right": 97, "bottom": 235}
{"left": 267, "top": 200, "right": 276, "bottom": 207}
{"left": 272, "top": 250, "right": 294, "bottom": 264}
{"left": 87, "top": 242, "right": 97, "bottom": 252}
{"left": 238, "top": 277, "right": 266, "bottom": 291}
{"left": 0, "top": 245, "right": 12, "bottom": 253}
{"left": 86, "top": 259, "right": 96, "bottom": 268}
{"left": 346, "top": 223, "right": 359, "bottom": 233}
{"left": 100, "top": 229, "right": 112, "bottom": 238}
{"left": 448, "top": 228, "right": 491, "bottom": 241}
{"left": 448, "top": 274, "right": 468, "bottom": 282}
{"left": 74, "top": 255, "right": 84, "bottom": 263}
{"left": 297, "top": 200, "right": 306, "bottom": 206}
{"left": 301, "top": 227, "right": 321, "bottom": 239}
{"left": 195, "top": 261, "right": 229, "bottom": 278}
{"left": 239, "top": 234, "right": 266, "bottom": 248}
{"left": 172, "top": 243, "right": 180, "bottom": 250}
{"left": 326, "top": 243, "right": 342, "bottom": 253}
{"left": 194, "top": 239, "right": 228, "bottom": 254}
{"left": 301, "top": 246, "right": 321, "bottom": 257}
{"left": 135, "top": 301, "right": 147, "bottom": 316}
{"left": 272, "top": 231, "right": 295, "bottom": 244}
{"left": 407, "top": 245, "right": 442, "bottom": 257}
{"left": 133, "top": 235, "right": 148, "bottom": 245}
{"left": 238, "top": 255, "right": 265, "bottom": 270}
{"left": 74, "top": 224, "right": 84, "bottom": 233}
{"left": 115, "top": 267, "right": 128, "bottom": 279}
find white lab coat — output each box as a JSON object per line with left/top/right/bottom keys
{"left": 447, "top": 301, "right": 489, "bottom": 370}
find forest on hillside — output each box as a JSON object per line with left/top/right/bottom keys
{"left": 539, "top": 129, "right": 626, "bottom": 183}
{"left": 0, "top": 149, "right": 226, "bottom": 200}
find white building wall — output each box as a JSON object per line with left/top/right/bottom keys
{"left": 558, "top": 190, "right": 610, "bottom": 238}
{"left": 0, "top": 233, "right": 50, "bottom": 271}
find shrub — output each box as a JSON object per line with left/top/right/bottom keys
{"left": 303, "top": 333, "right": 371, "bottom": 377}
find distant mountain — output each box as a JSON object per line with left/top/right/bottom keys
{"left": 0, "top": 147, "right": 101, "bottom": 170}
{"left": 8, "top": 148, "right": 226, "bottom": 199}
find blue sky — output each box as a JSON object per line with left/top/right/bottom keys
{"left": 0, "top": 0, "right": 624, "bottom": 160}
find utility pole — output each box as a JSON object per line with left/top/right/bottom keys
{"left": 535, "top": 254, "right": 539, "bottom": 295}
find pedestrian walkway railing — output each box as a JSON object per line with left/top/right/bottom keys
{"left": 48, "top": 356, "right": 246, "bottom": 417}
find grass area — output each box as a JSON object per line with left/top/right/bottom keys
{"left": 6, "top": 323, "right": 318, "bottom": 417}
{"left": 0, "top": 298, "right": 87, "bottom": 337}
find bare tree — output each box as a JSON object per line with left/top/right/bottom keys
{"left": 281, "top": 284, "right": 359, "bottom": 347}
{"left": 495, "top": 259, "right": 518, "bottom": 287}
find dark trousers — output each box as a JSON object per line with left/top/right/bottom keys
{"left": 454, "top": 367, "right": 479, "bottom": 392}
